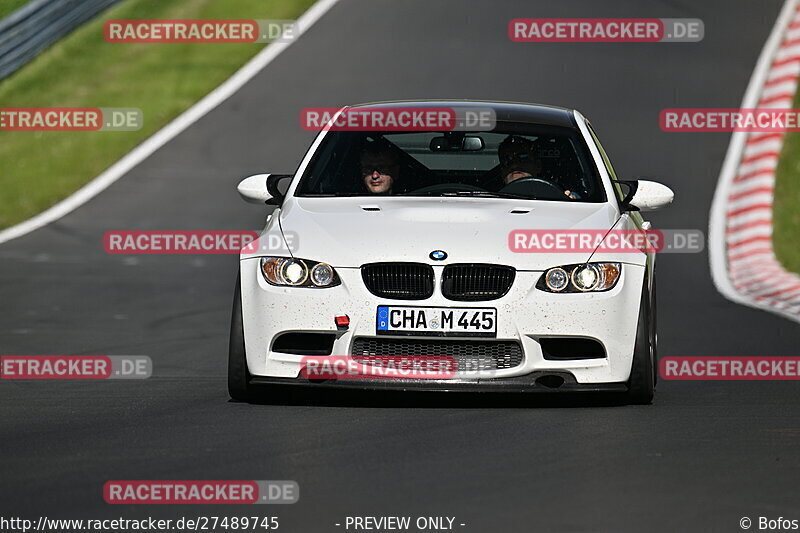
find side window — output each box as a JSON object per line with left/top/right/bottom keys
{"left": 587, "top": 123, "right": 625, "bottom": 202}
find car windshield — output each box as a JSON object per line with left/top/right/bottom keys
{"left": 295, "top": 124, "right": 606, "bottom": 202}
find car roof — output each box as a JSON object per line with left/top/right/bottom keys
{"left": 347, "top": 100, "right": 577, "bottom": 128}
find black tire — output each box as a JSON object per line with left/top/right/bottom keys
{"left": 650, "top": 273, "right": 658, "bottom": 387}
{"left": 228, "top": 273, "right": 252, "bottom": 402}
{"left": 626, "top": 278, "right": 655, "bottom": 405}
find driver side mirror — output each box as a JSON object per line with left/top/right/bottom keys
{"left": 616, "top": 179, "right": 674, "bottom": 212}
{"left": 237, "top": 174, "right": 293, "bottom": 205}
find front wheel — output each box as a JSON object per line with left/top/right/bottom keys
{"left": 228, "top": 273, "right": 252, "bottom": 402}
{"left": 626, "top": 280, "right": 655, "bottom": 405}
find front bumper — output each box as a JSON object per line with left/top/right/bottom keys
{"left": 239, "top": 258, "right": 646, "bottom": 386}
{"left": 248, "top": 372, "right": 629, "bottom": 393}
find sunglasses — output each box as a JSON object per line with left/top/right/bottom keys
{"left": 501, "top": 152, "right": 533, "bottom": 164}
{"left": 361, "top": 165, "right": 398, "bottom": 177}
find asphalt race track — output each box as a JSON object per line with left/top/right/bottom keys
{"left": 2, "top": 1, "right": 799, "bottom": 531}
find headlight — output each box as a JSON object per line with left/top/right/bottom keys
{"left": 545, "top": 267, "right": 569, "bottom": 292}
{"left": 536, "top": 263, "right": 621, "bottom": 293}
{"left": 281, "top": 259, "right": 308, "bottom": 286}
{"left": 311, "top": 263, "right": 335, "bottom": 286}
{"left": 571, "top": 264, "right": 599, "bottom": 292}
{"left": 260, "top": 257, "right": 340, "bottom": 288}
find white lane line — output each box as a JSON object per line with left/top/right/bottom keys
{"left": 0, "top": 0, "right": 340, "bottom": 246}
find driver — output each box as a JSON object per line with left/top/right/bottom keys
{"left": 498, "top": 135, "right": 542, "bottom": 185}
{"left": 359, "top": 142, "right": 400, "bottom": 195}
{"left": 497, "top": 135, "right": 578, "bottom": 199}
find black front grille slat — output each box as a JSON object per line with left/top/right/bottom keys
{"left": 442, "top": 264, "right": 515, "bottom": 301}
{"left": 351, "top": 338, "right": 523, "bottom": 372}
{"left": 362, "top": 262, "right": 515, "bottom": 302}
{"left": 361, "top": 262, "right": 434, "bottom": 300}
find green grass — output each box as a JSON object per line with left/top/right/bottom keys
{"left": 773, "top": 88, "right": 800, "bottom": 274}
{"left": 0, "top": 0, "right": 314, "bottom": 229}
{"left": 0, "top": 0, "right": 30, "bottom": 19}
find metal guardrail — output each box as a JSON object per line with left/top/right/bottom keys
{"left": 0, "top": 0, "right": 123, "bottom": 80}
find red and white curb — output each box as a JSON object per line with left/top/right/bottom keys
{"left": 709, "top": 0, "right": 800, "bottom": 322}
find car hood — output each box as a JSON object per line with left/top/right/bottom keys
{"left": 243, "top": 197, "right": 639, "bottom": 270}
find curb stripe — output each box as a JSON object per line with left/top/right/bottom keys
{"left": 709, "top": 0, "right": 800, "bottom": 323}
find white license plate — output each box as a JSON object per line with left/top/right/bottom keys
{"left": 376, "top": 306, "right": 497, "bottom": 337}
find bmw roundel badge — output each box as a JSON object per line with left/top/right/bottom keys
{"left": 430, "top": 250, "right": 447, "bottom": 261}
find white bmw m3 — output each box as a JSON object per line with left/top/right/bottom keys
{"left": 228, "top": 101, "right": 673, "bottom": 404}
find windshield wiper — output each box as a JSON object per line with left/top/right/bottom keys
{"left": 398, "top": 190, "right": 443, "bottom": 196}
{"left": 440, "top": 191, "right": 533, "bottom": 200}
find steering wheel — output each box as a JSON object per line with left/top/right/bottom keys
{"left": 499, "top": 177, "right": 567, "bottom": 199}
{"left": 408, "top": 183, "right": 488, "bottom": 194}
